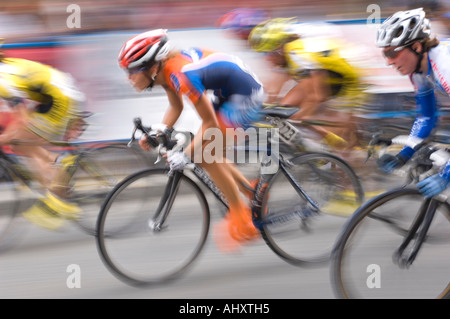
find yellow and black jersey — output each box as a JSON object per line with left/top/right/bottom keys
{"left": 283, "top": 38, "right": 364, "bottom": 100}
{"left": 0, "top": 58, "right": 84, "bottom": 141}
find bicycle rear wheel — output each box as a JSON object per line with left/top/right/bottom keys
{"left": 96, "top": 168, "right": 210, "bottom": 286}
{"left": 331, "top": 187, "right": 450, "bottom": 299}
{"left": 259, "top": 152, "right": 364, "bottom": 265}
{"left": 70, "top": 143, "right": 150, "bottom": 235}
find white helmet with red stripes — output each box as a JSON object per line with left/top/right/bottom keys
{"left": 118, "top": 29, "right": 171, "bottom": 70}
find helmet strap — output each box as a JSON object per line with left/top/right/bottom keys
{"left": 407, "top": 45, "right": 424, "bottom": 74}
{"left": 146, "top": 62, "right": 161, "bottom": 90}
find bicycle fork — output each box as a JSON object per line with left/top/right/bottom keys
{"left": 393, "top": 198, "right": 437, "bottom": 268}
{"left": 148, "top": 171, "right": 182, "bottom": 232}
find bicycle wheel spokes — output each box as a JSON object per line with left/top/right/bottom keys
{"left": 97, "top": 168, "right": 210, "bottom": 286}
{"left": 71, "top": 144, "right": 150, "bottom": 235}
{"left": 333, "top": 190, "right": 450, "bottom": 299}
{"left": 261, "top": 153, "right": 364, "bottom": 265}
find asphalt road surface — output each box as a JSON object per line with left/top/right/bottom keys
{"left": 2, "top": 169, "right": 449, "bottom": 301}
{"left": 0, "top": 174, "right": 338, "bottom": 300}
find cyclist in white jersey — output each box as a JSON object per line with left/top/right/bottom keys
{"left": 376, "top": 8, "right": 450, "bottom": 198}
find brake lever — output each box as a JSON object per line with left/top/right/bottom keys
{"left": 364, "top": 132, "right": 381, "bottom": 163}
{"left": 364, "top": 146, "right": 374, "bottom": 163}
{"left": 155, "top": 144, "right": 166, "bottom": 164}
{"left": 127, "top": 125, "right": 138, "bottom": 148}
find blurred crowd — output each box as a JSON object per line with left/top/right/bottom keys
{"left": 1, "top": 0, "right": 448, "bottom": 42}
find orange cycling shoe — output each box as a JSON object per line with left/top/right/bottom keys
{"left": 213, "top": 203, "right": 260, "bottom": 253}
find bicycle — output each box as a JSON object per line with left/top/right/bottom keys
{"left": 96, "top": 111, "right": 365, "bottom": 287}
{"left": 330, "top": 135, "right": 450, "bottom": 299}
{"left": 0, "top": 136, "right": 151, "bottom": 250}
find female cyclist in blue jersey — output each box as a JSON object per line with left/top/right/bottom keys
{"left": 376, "top": 8, "right": 450, "bottom": 198}
{"left": 118, "top": 29, "right": 265, "bottom": 252}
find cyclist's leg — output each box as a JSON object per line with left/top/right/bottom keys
{"left": 10, "top": 136, "right": 58, "bottom": 187}
{"left": 280, "top": 74, "right": 327, "bottom": 119}
{"left": 215, "top": 96, "right": 262, "bottom": 198}
{"left": 20, "top": 101, "right": 82, "bottom": 229}
{"left": 200, "top": 161, "right": 257, "bottom": 233}
{"left": 196, "top": 115, "right": 259, "bottom": 251}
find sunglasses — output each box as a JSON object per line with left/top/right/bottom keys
{"left": 126, "top": 66, "right": 149, "bottom": 75}
{"left": 382, "top": 44, "right": 411, "bottom": 59}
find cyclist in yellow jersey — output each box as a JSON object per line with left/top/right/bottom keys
{"left": 248, "top": 18, "right": 367, "bottom": 150}
{"left": 0, "top": 52, "right": 85, "bottom": 230}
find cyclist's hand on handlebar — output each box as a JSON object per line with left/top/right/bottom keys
{"left": 139, "top": 135, "right": 152, "bottom": 152}
{"left": 137, "top": 123, "right": 169, "bottom": 152}
{"left": 167, "top": 151, "right": 190, "bottom": 171}
{"left": 417, "top": 174, "right": 449, "bottom": 198}
{"left": 377, "top": 153, "right": 406, "bottom": 174}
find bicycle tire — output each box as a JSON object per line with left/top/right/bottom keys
{"left": 69, "top": 143, "right": 150, "bottom": 235}
{"left": 331, "top": 187, "right": 450, "bottom": 299}
{"left": 0, "top": 158, "right": 22, "bottom": 250}
{"left": 258, "top": 152, "right": 364, "bottom": 265}
{"left": 96, "top": 167, "right": 210, "bottom": 286}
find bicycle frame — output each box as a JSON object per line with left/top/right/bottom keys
{"left": 148, "top": 141, "right": 321, "bottom": 233}
{"left": 128, "top": 116, "right": 341, "bottom": 234}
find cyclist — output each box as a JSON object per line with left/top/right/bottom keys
{"left": 376, "top": 8, "right": 450, "bottom": 198}
{"left": 0, "top": 50, "right": 85, "bottom": 229}
{"left": 248, "top": 17, "right": 367, "bottom": 151}
{"left": 118, "top": 29, "right": 264, "bottom": 252}
{"left": 217, "top": 8, "right": 269, "bottom": 40}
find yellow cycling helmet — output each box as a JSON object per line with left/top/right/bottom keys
{"left": 248, "top": 17, "right": 298, "bottom": 52}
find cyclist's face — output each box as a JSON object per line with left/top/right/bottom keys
{"left": 266, "top": 48, "right": 286, "bottom": 67}
{"left": 128, "top": 68, "right": 151, "bottom": 92}
{"left": 382, "top": 44, "right": 419, "bottom": 75}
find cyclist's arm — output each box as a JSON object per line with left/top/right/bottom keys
{"left": 283, "top": 70, "right": 330, "bottom": 119}
{"left": 38, "top": 78, "right": 73, "bottom": 116}
{"left": 262, "top": 69, "right": 292, "bottom": 103}
{"left": 399, "top": 85, "right": 438, "bottom": 161}
{"left": 438, "top": 159, "right": 450, "bottom": 183}
{"left": 161, "top": 86, "right": 184, "bottom": 128}
{"left": 0, "top": 103, "right": 29, "bottom": 144}
{"left": 138, "top": 87, "right": 183, "bottom": 151}
{"left": 184, "top": 94, "right": 221, "bottom": 160}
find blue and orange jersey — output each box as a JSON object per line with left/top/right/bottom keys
{"left": 163, "top": 48, "right": 262, "bottom": 106}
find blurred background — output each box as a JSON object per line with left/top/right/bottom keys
{"left": 1, "top": 0, "right": 448, "bottom": 36}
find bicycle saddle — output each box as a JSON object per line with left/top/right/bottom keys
{"left": 261, "top": 104, "right": 298, "bottom": 119}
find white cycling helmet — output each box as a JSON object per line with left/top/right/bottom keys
{"left": 376, "top": 8, "right": 431, "bottom": 47}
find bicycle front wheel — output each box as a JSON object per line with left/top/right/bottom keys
{"left": 70, "top": 143, "right": 150, "bottom": 235}
{"left": 260, "top": 152, "right": 364, "bottom": 265}
{"left": 96, "top": 168, "right": 210, "bottom": 286}
{"left": 331, "top": 187, "right": 450, "bottom": 299}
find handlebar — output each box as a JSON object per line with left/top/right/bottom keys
{"left": 128, "top": 117, "right": 187, "bottom": 163}
{"left": 366, "top": 134, "right": 428, "bottom": 162}
{"left": 369, "top": 134, "right": 450, "bottom": 183}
